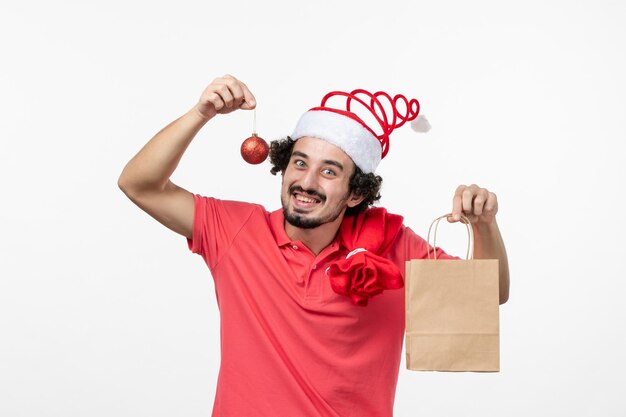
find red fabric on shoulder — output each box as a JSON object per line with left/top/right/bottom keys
{"left": 327, "top": 207, "right": 404, "bottom": 306}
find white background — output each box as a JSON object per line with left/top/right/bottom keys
{"left": 1, "top": 0, "right": 625, "bottom": 416}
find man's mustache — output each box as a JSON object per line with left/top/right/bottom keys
{"left": 288, "top": 185, "right": 327, "bottom": 203}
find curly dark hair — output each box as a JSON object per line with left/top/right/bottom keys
{"left": 269, "top": 137, "right": 382, "bottom": 215}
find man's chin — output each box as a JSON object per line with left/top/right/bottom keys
{"left": 283, "top": 208, "right": 323, "bottom": 229}
{"left": 293, "top": 207, "right": 314, "bottom": 214}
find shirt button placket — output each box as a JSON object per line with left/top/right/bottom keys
{"left": 305, "top": 260, "right": 323, "bottom": 300}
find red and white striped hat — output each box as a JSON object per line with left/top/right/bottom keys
{"left": 291, "top": 89, "right": 430, "bottom": 174}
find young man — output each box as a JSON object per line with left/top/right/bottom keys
{"left": 118, "top": 74, "right": 509, "bottom": 417}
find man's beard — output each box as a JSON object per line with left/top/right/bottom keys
{"left": 282, "top": 185, "right": 348, "bottom": 229}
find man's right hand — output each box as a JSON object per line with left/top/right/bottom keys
{"left": 194, "top": 74, "right": 257, "bottom": 121}
{"left": 119, "top": 74, "right": 256, "bottom": 239}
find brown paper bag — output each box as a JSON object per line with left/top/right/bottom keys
{"left": 405, "top": 214, "right": 500, "bottom": 372}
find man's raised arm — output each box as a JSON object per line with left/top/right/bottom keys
{"left": 117, "top": 75, "right": 256, "bottom": 238}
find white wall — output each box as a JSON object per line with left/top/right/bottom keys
{"left": 1, "top": 0, "right": 624, "bottom": 415}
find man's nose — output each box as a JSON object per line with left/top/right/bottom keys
{"left": 298, "top": 169, "right": 319, "bottom": 191}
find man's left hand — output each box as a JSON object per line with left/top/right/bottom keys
{"left": 449, "top": 184, "right": 498, "bottom": 225}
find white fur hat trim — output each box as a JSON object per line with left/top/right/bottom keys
{"left": 291, "top": 110, "right": 381, "bottom": 174}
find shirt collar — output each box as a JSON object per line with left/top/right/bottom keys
{"left": 269, "top": 208, "right": 292, "bottom": 247}
{"left": 268, "top": 208, "right": 344, "bottom": 252}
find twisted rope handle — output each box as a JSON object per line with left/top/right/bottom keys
{"left": 426, "top": 214, "right": 474, "bottom": 260}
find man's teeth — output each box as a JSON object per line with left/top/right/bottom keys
{"left": 296, "top": 195, "right": 318, "bottom": 203}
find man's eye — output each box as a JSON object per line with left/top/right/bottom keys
{"left": 294, "top": 160, "right": 305, "bottom": 167}
{"left": 322, "top": 168, "right": 336, "bottom": 176}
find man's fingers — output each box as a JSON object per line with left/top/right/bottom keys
{"left": 472, "top": 188, "right": 489, "bottom": 216}
{"left": 239, "top": 80, "right": 256, "bottom": 109}
{"left": 462, "top": 187, "right": 474, "bottom": 215}
{"left": 205, "top": 75, "right": 256, "bottom": 113}
{"left": 451, "top": 184, "right": 498, "bottom": 223}
{"left": 484, "top": 192, "right": 498, "bottom": 215}
{"left": 196, "top": 74, "right": 257, "bottom": 119}
{"left": 221, "top": 76, "right": 245, "bottom": 107}
{"left": 450, "top": 194, "right": 463, "bottom": 222}
{"left": 212, "top": 83, "right": 235, "bottom": 108}
{"left": 205, "top": 92, "right": 225, "bottom": 111}
{"left": 217, "top": 75, "right": 256, "bottom": 110}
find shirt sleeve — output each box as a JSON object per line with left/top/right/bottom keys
{"left": 186, "top": 195, "right": 257, "bottom": 270}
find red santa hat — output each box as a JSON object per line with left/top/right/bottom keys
{"left": 290, "top": 89, "right": 430, "bottom": 174}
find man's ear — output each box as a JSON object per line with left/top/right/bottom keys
{"left": 346, "top": 193, "right": 366, "bottom": 208}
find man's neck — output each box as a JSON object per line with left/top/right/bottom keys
{"left": 284, "top": 218, "right": 343, "bottom": 256}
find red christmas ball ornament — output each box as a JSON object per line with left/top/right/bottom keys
{"left": 240, "top": 133, "right": 269, "bottom": 164}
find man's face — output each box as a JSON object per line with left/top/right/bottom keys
{"left": 281, "top": 137, "right": 361, "bottom": 229}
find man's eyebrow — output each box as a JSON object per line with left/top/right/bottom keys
{"left": 323, "top": 159, "right": 344, "bottom": 171}
{"left": 291, "top": 151, "right": 308, "bottom": 159}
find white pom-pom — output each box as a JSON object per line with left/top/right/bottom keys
{"left": 411, "top": 115, "right": 431, "bottom": 133}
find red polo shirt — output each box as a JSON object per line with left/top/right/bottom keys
{"left": 187, "top": 195, "right": 456, "bottom": 417}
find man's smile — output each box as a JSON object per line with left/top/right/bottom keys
{"left": 289, "top": 186, "right": 326, "bottom": 211}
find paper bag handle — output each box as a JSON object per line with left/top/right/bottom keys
{"left": 426, "top": 213, "right": 474, "bottom": 260}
